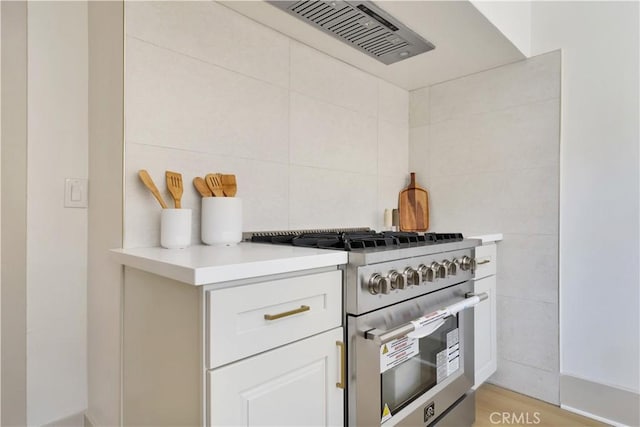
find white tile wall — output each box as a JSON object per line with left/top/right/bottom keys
{"left": 290, "top": 42, "right": 378, "bottom": 116}
{"left": 289, "top": 166, "right": 378, "bottom": 230}
{"left": 126, "top": 37, "right": 289, "bottom": 163}
{"left": 409, "top": 86, "right": 430, "bottom": 128}
{"left": 378, "top": 80, "right": 409, "bottom": 126}
{"left": 124, "top": 2, "right": 409, "bottom": 247}
{"left": 497, "top": 296, "right": 559, "bottom": 373}
{"left": 378, "top": 120, "right": 409, "bottom": 177}
{"left": 428, "top": 99, "right": 560, "bottom": 177}
{"left": 429, "top": 50, "right": 561, "bottom": 124}
{"left": 409, "top": 51, "right": 561, "bottom": 403}
{"left": 497, "top": 234, "right": 558, "bottom": 304}
{"left": 491, "top": 358, "right": 560, "bottom": 404}
{"left": 125, "top": 1, "right": 290, "bottom": 87}
{"left": 289, "top": 92, "right": 377, "bottom": 173}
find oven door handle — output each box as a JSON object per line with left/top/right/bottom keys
{"left": 365, "top": 292, "right": 488, "bottom": 345}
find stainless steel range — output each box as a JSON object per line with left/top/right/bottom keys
{"left": 248, "top": 229, "right": 484, "bottom": 427}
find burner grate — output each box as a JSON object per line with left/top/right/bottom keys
{"left": 247, "top": 228, "right": 463, "bottom": 251}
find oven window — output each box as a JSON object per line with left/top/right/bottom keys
{"left": 380, "top": 315, "right": 460, "bottom": 419}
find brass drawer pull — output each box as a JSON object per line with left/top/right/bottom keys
{"left": 476, "top": 259, "right": 491, "bottom": 265}
{"left": 264, "top": 305, "right": 310, "bottom": 321}
{"left": 336, "top": 341, "right": 345, "bottom": 389}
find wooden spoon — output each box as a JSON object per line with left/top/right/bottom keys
{"left": 205, "top": 173, "right": 225, "bottom": 197}
{"left": 221, "top": 174, "right": 237, "bottom": 197}
{"left": 165, "top": 170, "right": 183, "bottom": 208}
{"left": 138, "top": 169, "right": 168, "bottom": 208}
{"left": 193, "top": 177, "right": 212, "bottom": 197}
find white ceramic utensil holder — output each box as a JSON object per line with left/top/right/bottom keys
{"left": 160, "top": 208, "right": 192, "bottom": 249}
{"left": 201, "top": 197, "right": 242, "bottom": 246}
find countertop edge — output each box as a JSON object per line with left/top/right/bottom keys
{"left": 110, "top": 246, "right": 348, "bottom": 286}
{"left": 110, "top": 249, "right": 197, "bottom": 284}
{"left": 468, "top": 233, "right": 504, "bottom": 244}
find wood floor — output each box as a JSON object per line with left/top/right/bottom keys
{"left": 474, "top": 384, "right": 608, "bottom": 427}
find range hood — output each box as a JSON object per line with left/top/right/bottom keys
{"left": 266, "top": 0, "right": 435, "bottom": 65}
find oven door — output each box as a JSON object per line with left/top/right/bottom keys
{"left": 348, "top": 281, "right": 483, "bottom": 426}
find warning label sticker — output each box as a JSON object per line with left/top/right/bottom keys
{"left": 436, "top": 328, "right": 460, "bottom": 383}
{"left": 381, "top": 403, "right": 392, "bottom": 423}
{"left": 380, "top": 335, "right": 419, "bottom": 373}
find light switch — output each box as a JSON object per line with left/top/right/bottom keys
{"left": 65, "top": 178, "right": 88, "bottom": 208}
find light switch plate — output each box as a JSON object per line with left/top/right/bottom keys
{"left": 64, "top": 178, "right": 88, "bottom": 208}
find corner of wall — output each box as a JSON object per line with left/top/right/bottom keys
{"left": 87, "top": 1, "right": 125, "bottom": 425}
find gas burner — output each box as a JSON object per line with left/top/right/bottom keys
{"left": 248, "top": 229, "right": 463, "bottom": 251}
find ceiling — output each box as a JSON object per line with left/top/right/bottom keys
{"left": 222, "top": 0, "right": 526, "bottom": 91}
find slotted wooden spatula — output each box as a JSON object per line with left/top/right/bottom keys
{"left": 165, "top": 170, "right": 183, "bottom": 208}
{"left": 205, "top": 173, "right": 225, "bottom": 197}
{"left": 398, "top": 172, "right": 429, "bottom": 231}
{"left": 138, "top": 169, "right": 168, "bottom": 208}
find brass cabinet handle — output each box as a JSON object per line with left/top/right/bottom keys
{"left": 476, "top": 259, "right": 491, "bottom": 265}
{"left": 263, "top": 305, "right": 310, "bottom": 321}
{"left": 336, "top": 341, "right": 345, "bottom": 389}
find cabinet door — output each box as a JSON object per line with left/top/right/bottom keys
{"left": 208, "top": 327, "right": 344, "bottom": 426}
{"left": 473, "top": 275, "right": 497, "bottom": 388}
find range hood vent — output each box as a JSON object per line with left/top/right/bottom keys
{"left": 266, "top": 0, "right": 435, "bottom": 65}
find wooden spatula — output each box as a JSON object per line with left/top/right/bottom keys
{"left": 205, "top": 173, "right": 225, "bottom": 197}
{"left": 165, "top": 170, "right": 183, "bottom": 208}
{"left": 221, "top": 174, "right": 237, "bottom": 197}
{"left": 138, "top": 169, "right": 168, "bottom": 208}
{"left": 193, "top": 177, "right": 212, "bottom": 197}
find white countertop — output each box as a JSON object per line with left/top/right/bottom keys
{"left": 111, "top": 243, "right": 348, "bottom": 286}
{"left": 468, "top": 233, "right": 503, "bottom": 244}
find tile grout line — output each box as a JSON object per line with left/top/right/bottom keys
{"left": 428, "top": 95, "right": 561, "bottom": 126}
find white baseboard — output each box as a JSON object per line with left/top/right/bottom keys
{"left": 561, "top": 404, "right": 629, "bottom": 427}
{"left": 84, "top": 413, "right": 95, "bottom": 427}
{"left": 560, "top": 374, "right": 639, "bottom": 427}
{"left": 43, "top": 411, "right": 86, "bottom": 427}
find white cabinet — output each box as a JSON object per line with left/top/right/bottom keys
{"left": 206, "top": 270, "right": 345, "bottom": 427}
{"left": 473, "top": 242, "right": 498, "bottom": 388}
{"left": 121, "top": 264, "right": 345, "bottom": 427}
{"left": 208, "top": 327, "right": 344, "bottom": 426}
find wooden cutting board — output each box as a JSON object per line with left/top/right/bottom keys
{"left": 398, "top": 172, "right": 429, "bottom": 232}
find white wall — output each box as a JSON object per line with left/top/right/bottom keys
{"left": 529, "top": 2, "right": 639, "bottom": 424}
{"left": 410, "top": 51, "right": 561, "bottom": 404}
{"left": 124, "top": 1, "right": 409, "bottom": 248}
{"left": 531, "top": 0, "right": 639, "bottom": 392}
{"left": 26, "top": 2, "right": 88, "bottom": 424}
{"left": 0, "top": 2, "right": 3, "bottom": 421}
{"left": 471, "top": 1, "right": 531, "bottom": 57}
{"left": 87, "top": 2, "right": 124, "bottom": 425}
{"left": 1, "top": 2, "right": 28, "bottom": 424}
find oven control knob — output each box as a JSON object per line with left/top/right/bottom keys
{"left": 443, "top": 259, "right": 457, "bottom": 276}
{"left": 460, "top": 256, "right": 472, "bottom": 271}
{"left": 452, "top": 258, "right": 460, "bottom": 275}
{"left": 404, "top": 267, "right": 420, "bottom": 286}
{"left": 368, "top": 273, "right": 390, "bottom": 295}
{"left": 388, "top": 270, "right": 404, "bottom": 290}
{"left": 417, "top": 264, "right": 429, "bottom": 284}
{"left": 427, "top": 262, "right": 440, "bottom": 281}
{"left": 436, "top": 262, "right": 448, "bottom": 279}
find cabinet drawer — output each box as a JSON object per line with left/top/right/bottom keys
{"left": 474, "top": 243, "right": 496, "bottom": 279}
{"left": 207, "top": 270, "right": 342, "bottom": 368}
